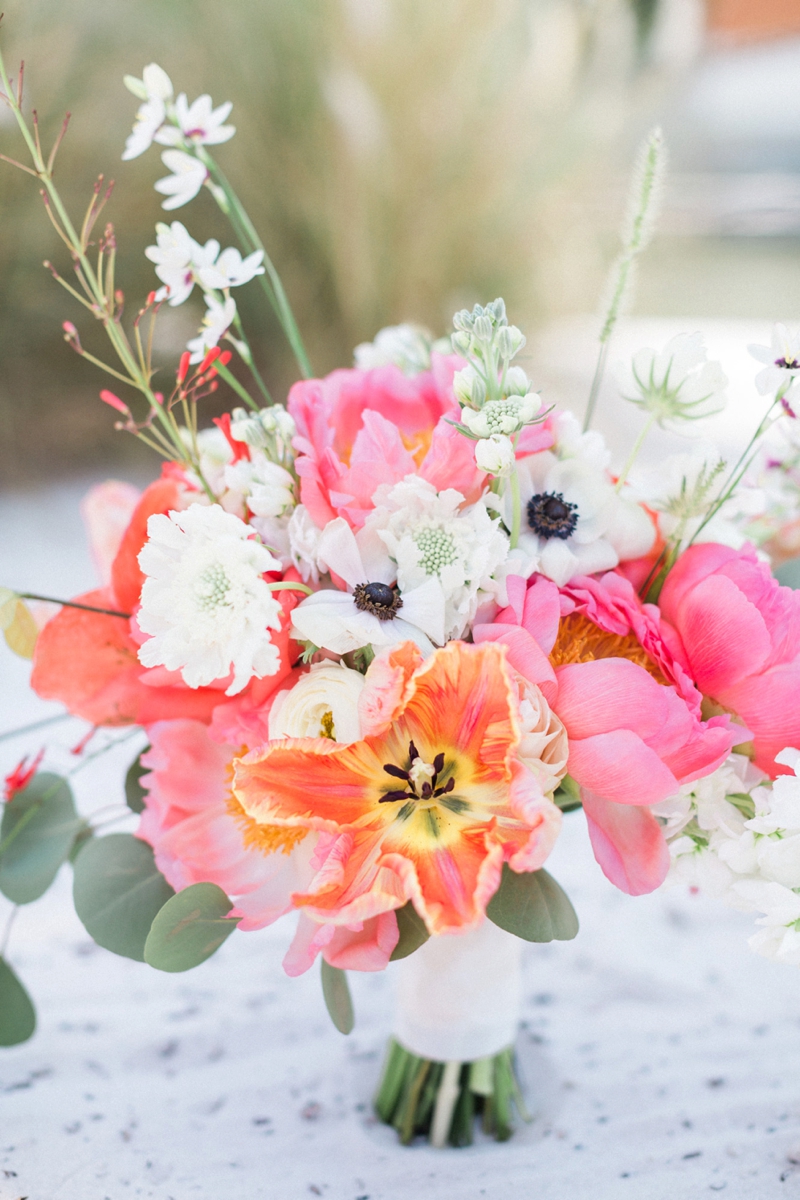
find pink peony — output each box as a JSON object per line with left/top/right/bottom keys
{"left": 659, "top": 543, "right": 800, "bottom": 777}
{"left": 287, "top": 356, "right": 553, "bottom": 530}
{"left": 474, "top": 571, "right": 739, "bottom": 895}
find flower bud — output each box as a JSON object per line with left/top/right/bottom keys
{"left": 451, "top": 331, "right": 472, "bottom": 358}
{"left": 452, "top": 309, "right": 474, "bottom": 334}
{"left": 504, "top": 365, "right": 530, "bottom": 396}
{"left": 475, "top": 433, "right": 515, "bottom": 476}
{"left": 496, "top": 325, "right": 526, "bottom": 360}
{"left": 473, "top": 314, "right": 494, "bottom": 344}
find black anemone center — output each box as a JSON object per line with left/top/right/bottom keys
{"left": 353, "top": 581, "right": 403, "bottom": 621}
{"left": 526, "top": 491, "right": 579, "bottom": 540}
{"left": 776, "top": 356, "right": 800, "bottom": 370}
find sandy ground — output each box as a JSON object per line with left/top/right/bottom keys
{"left": 1, "top": 323, "right": 799, "bottom": 1200}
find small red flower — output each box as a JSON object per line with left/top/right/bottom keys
{"left": 4, "top": 747, "right": 44, "bottom": 801}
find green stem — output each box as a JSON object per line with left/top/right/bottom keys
{"left": 266, "top": 581, "right": 314, "bottom": 595}
{"left": 0, "top": 713, "right": 71, "bottom": 745}
{"left": 615, "top": 412, "right": 656, "bottom": 493}
{"left": 19, "top": 593, "right": 130, "bottom": 619}
{"left": 231, "top": 313, "right": 273, "bottom": 405}
{"left": 213, "top": 359, "right": 259, "bottom": 411}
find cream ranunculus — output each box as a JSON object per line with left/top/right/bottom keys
{"left": 268, "top": 661, "right": 365, "bottom": 744}
{"left": 515, "top": 676, "right": 569, "bottom": 797}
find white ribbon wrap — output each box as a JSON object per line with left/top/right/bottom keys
{"left": 393, "top": 920, "right": 523, "bottom": 1062}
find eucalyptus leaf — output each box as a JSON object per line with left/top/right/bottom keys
{"left": 72, "top": 833, "right": 174, "bottom": 961}
{"left": 0, "top": 773, "right": 82, "bottom": 904}
{"left": 389, "top": 901, "right": 430, "bottom": 961}
{"left": 3, "top": 600, "right": 38, "bottom": 659}
{"left": 320, "top": 959, "right": 354, "bottom": 1034}
{"left": 486, "top": 864, "right": 579, "bottom": 943}
{"left": 776, "top": 557, "right": 800, "bottom": 590}
{"left": 125, "top": 749, "right": 151, "bottom": 814}
{"left": 0, "top": 957, "right": 36, "bottom": 1046}
{"left": 144, "top": 882, "right": 239, "bottom": 972}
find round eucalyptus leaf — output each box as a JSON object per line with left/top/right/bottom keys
{"left": 486, "top": 863, "right": 579, "bottom": 943}
{"left": 3, "top": 599, "right": 38, "bottom": 658}
{"left": 0, "top": 957, "right": 36, "bottom": 1046}
{"left": 144, "top": 882, "right": 238, "bottom": 973}
{"left": 775, "top": 557, "right": 800, "bottom": 590}
{"left": 0, "top": 773, "right": 82, "bottom": 904}
{"left": 73, "top": 833, "right": 174, "bottom": 961}
{"left": 389, "top": 901, "right": 430, "bottom": 961}
{"left": 320, "top": 960, "right": 354, "bottom": 1034}
{"left": 124, "top": 749, "right": 151, "bottom": 814}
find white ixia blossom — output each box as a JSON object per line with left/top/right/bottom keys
{"left": 187, "top": 294, "right": 237, "bottom": 363}
{"left": 122, "top": 64, "right": 174, "bottom": 160}
{"left": 155, "top": 93, "right": 235, "bottom": 149}
{"left": 617, "top": 333, "right": 727, "bottom": 429}
{"left": 290, "top": 517, "right": 441, "bottom": 656}
{"left": 509, "top": 412, "right": 654, "bottom": 588}
{"left": 268, "top": 661, "right": 365, "bottom": 744}
{"left": 145, "top": 222, "right": 264, "bottom": 306}
{"left": 749, "top": 324, "right": 800, "bottom": 398}
{"left": 155, "top": 150, "right": 209, "bottom": 211}
{"left": 137, "top": 504, "right": 284, "bottom": 695}
{"left": 366, "top": 476, "right": 510, "bottom": 640}
{"left": 353, "top": 324, "right": 435, "bottom": 376}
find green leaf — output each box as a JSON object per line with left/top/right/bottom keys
{"left": 486, "top": 864, "right": 579, "bottom": 943}
{"left": 0, "top": 957, "right": 36, "bottom": 1046}
{"left": 320, "top": 959, "right": 354, "bottom": 1034}
{"left": 776, "top": 557, "right": 800, "bottom": 590}
{"left": 124, "top": 749, "right": 151, "bottom": 814}
{"left": 0, "top": 587, "right": 18, "bottom": 628}
{"left": 144, "top": 882, "right": 239, "bottom": 972}
{"left": 389, "top": 901, "right": 430, "bottom": 961}
{"left": 72, "top": 833, "right": 174, "bottom": 961}
{"left": 553, "top": 773, "right": 582, "bottom": 813}
{"left": 0, "top": 773, "right": 82, "bottom": 904}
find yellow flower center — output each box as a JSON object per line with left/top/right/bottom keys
{"left": 549, "top": 612, "right": 668, "bottom": 686}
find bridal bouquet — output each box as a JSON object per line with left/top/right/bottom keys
{"left": 2, "top": 43, "right": 800, "bottom": 1150}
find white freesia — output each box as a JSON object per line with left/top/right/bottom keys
{"left": 365, "top": 476, "right": 509, "bottom": 640}
{"left": 122, "top": 64, "right": 173, "bottom": 160}
{"left": 155, "top": 93, "right": 235, "bottom": 148}
{"left": 268, "top": 661, "right": 365, "bottom": 743}
{"left": 474, "top": 434, "right": 515, "bottom": 477}
{"left": 749, "top": 324, "right": 800, "bottom": 397}
{"left": 290, "top": 517, "right": 441, "bottom": 656}
{"left": 137, "top": 503, "right": 284, "bottom": 695}
{"left": 155, "top": 150, "right": 208, "bottom": 210}
{"left": 187, "top": 294, "right": 237, "bottom": 363}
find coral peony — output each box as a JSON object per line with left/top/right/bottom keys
{"left": 659, "top": 542, "right": 800, "bottom": 776}
{"left": 474, "top": 572, "right": 739, "bottom": 895}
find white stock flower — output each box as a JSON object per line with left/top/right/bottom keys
{"left": 353, "top": 324, "right": 433, "bottom": 375}
{"left": 618, "top": 333, "right": 727, "bottom": 429}
{"left": 475, "top": 434, "right": 515, "bottom": 477}
{"left": 230, "top": 404, "right": 296, "bottom": 452}
{"left": 197, "top": 247, "right": 265, "bottom": 291}
{"left": 366, "top": 476, "right": 509, "bottom": 639}
{"left": 122, "top": 65, "right": 173, "bottom": 160}
{"left": 287, "top": 505, "right": 326, "bottom": 584}
{"left": 155, "top": 150, "right": 208, "bottom": 210}
{"left": 137, "top": 503, "right": 283, "bottom": 695}
{"left": 749, "top": 324, "right": 800, "bottom": 397}
{"left": 155, "top": 93, "right": 235, "bottom": 148}
{"left": 268, "top": 661, "right": 365, "bottom": 743}
{"left": 187, "top": 294, "right": 237, "bottom": 363}
{"left": 510, "top": 414, "right": 654, "bottom": 587}
{"left": 224, "top": 455, "right": 296, "bottom": 519}
{"left": 290, "top": 517, "right": 441, "bottom": 656}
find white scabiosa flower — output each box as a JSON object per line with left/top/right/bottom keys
{"left": 461, "top": 394, "right": 541, "bottom": 439}
{"left": 137, "top": 504, "right": 284, "bottom": 695}
{"left": 155, "top": 150, "right": 209, "bottom": 211}
{"left": 366, "top": 476, "right": 509, "bottom": 639}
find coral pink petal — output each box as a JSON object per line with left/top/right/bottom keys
{"left": 582, "top": 790, "right": 671, "bottom": 895}
{"left": 521, "top": 576, "right": 562, "bottom": 653}
{"left": 472, "top": 624, "right": 557, "bottom": 700}
{"left": 81, "top": 480, "right": 141, "bottom": 586}
{"left": 554, "top": 660, "right": 669, "bottom": 743}
{"left": 567, "top": 729, "right": 679, "bottom": 805}
{"left": 678, "top": 574, "right": 771, "bottom": 695}
{"left": 323, "top": 911, "right": 400, "bottom": 972}
{"left": 721, "top": 662, "right": 800, "bottom": 776}
{"left": 659, "top": 542, "right": 741, "bottom": 617}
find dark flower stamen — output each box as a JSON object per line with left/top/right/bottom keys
{"left": 526, "top": 491, "right": 579, "bottom": 540}
{"left": 379, "top": 740, "right": 456, "bottom": 803}
{"left": 353, "top": 581, "right": 403, "bottom": 621}
{"left": 775, "top": 356, "right": 800, "bottom": 370}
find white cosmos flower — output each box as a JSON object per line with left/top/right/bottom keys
{"left": 268, "top": 661, "right": 365, "bottom": 743}
{"left": 749, "top": 324, "right": 800, "bottom": 397}
{"left": 366, "top": 476, "right": 509, "bottom": 640}
{"left": 155, "top": 150, "right": 208, "bottom": 210}
{"left": 511, "top": 424, "right": 654, "bottom": 587}
{"left": 617, "top": 332, "right": 727, "bottom": 429}
{"left": 137, "top": 503, "right": 283, "bottom": 695}
{"left": 197, "top": 247, "right": 265, "bottom": 291}
{"left": 187, "top": 294, "right": 237, "bottom": 363}
{"left": 155, "top": 93, "right": 235, "bottom": 148}
{"left": 290, "top": 517, "right": 441, "bottom": 656}
{"left": 122, "top": 64, "right": 173, "bottom": 160}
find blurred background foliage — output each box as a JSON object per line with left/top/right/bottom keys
{"left": 0, "top": 0, "right": 668, "bottom": 482}
{"left": 0, "top": 0, "right": 799, "bottom": 483}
